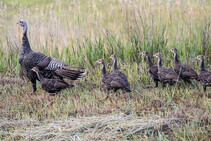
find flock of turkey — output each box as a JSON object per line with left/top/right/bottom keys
{"left": 17, "top": 20, "right": 211, "bottom": 99}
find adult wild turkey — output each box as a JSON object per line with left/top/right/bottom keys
{"left": 31, "top": 67, "right": 73, "bottom": 95}
{"left": 153, "top": 53, "right": 180, "bottom": 88}
{"left": 109, "top": 55, "right": 131, "bottom": 92}
{"left": 141, "top": 51, "right": 160, "bottom": 87}
{"left": 170, "top": 48, "right": 199, "bottom": 86}
{"left": 17, "top": 20, "right": 84, "bottom": 95}
{"left": 96, "top": 59, "right": 130, "bottom": 100}
{"left": 195, "top": 55, "right": 211, "bottom": 92}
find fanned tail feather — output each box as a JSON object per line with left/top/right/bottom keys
{"left": 68, "top": 84, "right": 74, "bottom": 88}
{"left": 55, "top": 69, "right": 85, "bottom": 80}
{"left": 62, "top": 66, "right": 86, "bottom": 70}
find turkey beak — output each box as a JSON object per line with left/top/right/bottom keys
{"left": 16, "top": 21, "right": 21, "bottom": 25}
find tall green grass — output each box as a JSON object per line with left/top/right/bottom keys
{"left": 0, "top": 0, "right": 210, "bottom": 74}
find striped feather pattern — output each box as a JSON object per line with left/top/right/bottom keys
{"left": 45, "top": 58, "right": 67, "bottom": 70}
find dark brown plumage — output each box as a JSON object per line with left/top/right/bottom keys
{"left": 96, "top": 59, "right": 130, "bottom": 100}
{"left": 17, "top": 20, "right": 84, "bottom": 95}
{"left": 31, "top": 67, "right": 73, "bottom": 94}
{"left": 141, "top": 51, "right": 160, "bottom": 87}
{"left": 110, "top": 55, "right": 131, "bottom": 92}
{"left": 196, "top": 55, "right": 211, "bottom": 92}
{"left": 153, "top": 53, "right": 181, "bottom": 88}
{"left": 170, "top": 48, "right": 199, "bottom": 86}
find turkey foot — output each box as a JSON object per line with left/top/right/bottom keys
{"left": 27, "top": 91, "right": 34, "bottom": 97}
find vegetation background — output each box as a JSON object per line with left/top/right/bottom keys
{"left": 0, "top": 0, "right": 210, "bottom": 140}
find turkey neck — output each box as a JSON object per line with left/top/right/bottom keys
{"left": 101, "top": 62, "right": 107, "bottom": 75}
{"left": 146, "top": 55, "right": 154, "bottom": 67}
{"left": 21, "top": 23, "right": 32, "bottom": 55}
{"left": 173, "top": 52, "right": 180, "bottom": 64}
{"left": 113, "top": 58, "right": 118, "bottom": 71}
{"left": 157, "top": 56, "right": 163, "bottom": 68}
{"left": 199, "top": 58, "right": 206, "bottom": 72}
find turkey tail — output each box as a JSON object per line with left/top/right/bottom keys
{"left": 176, "top": 80, "right": 182, "bottom": 84}
{"left": 54, "top": 69, "right": 85, "bottom": 80}
{"left": 68, "top": 84, "right": 74, "bottom": 88}
{"left": 62, "top": 66, "right": 86, "bottom": 70}
{"left": 125, "top": 88, "right": 131, "bottom": 93}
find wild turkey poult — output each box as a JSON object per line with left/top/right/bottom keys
{"left": 17, "top": 20, "right": 85, "bottom": 95}
{"left": 170, "top": 48, "right": 199, "bottom": 86}
{"left": 153, "top": 53, "right": 181, "bottom": 88}
{"left": 31, "top": 67, "right": 73, "bottom": 95}
{"left": 141, "top": 51, "right": 160, "bottom": 87}
{"left": 195, "top": 55, "right": 211, "bottom": 92}
{"left": 96, "top": 59, "right": 130, "bottom": 100}
{"left": 109, "top": 55, "right": 131, "bottom": 93}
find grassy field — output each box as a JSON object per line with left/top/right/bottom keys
{"left": 0, "top": 0, "right": 211, "bottom": 140}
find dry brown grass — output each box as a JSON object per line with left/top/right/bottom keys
{"left": 0, "top": 114, "right": 187, "bottom": 140}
